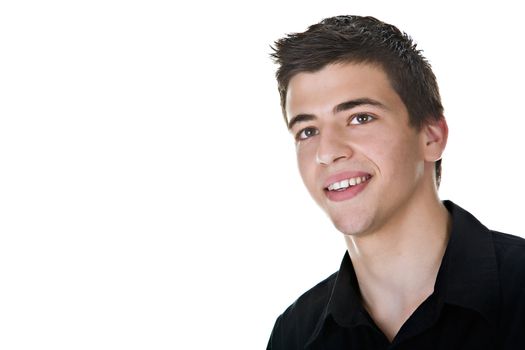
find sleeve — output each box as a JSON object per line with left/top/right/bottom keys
{"left": 266, "top": 314, "right": 283, "bottom": 350}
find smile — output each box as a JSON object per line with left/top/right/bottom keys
{"left": 326, "top": 175, "right": 372, "bottom": 191}
{"left": 324, "top": 174, "right": 372, "bottom": 202}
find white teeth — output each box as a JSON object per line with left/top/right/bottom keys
{"left": 327, "top": 176, "right": 370, "bottom": 191}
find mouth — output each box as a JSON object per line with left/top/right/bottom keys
{"left": 324, "top": 175, "right": 372, "bottom": 192}
{"left": 325, "top": 175, "right": 372, "bottom": 192}
{"left": 323, "top": 174, "right": 373, "bottom": 202}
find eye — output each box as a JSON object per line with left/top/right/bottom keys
{"left": 349, "top": 113, "right": 376, "bottom": 125}
{"left": 296, "top": 127, "right": 319, "bottom": 141}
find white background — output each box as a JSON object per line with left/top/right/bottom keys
{"left": 1, "top": 1, "right": 524, "bottom": 349}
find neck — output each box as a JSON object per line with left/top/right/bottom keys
{"left": 345, "top": 198, "right": 450, "bottom": 284}
{"left": 344, "top": 189, "right": 451, "bottom": 341}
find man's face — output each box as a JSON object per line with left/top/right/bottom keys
{"left": 286, "top": 63, "right": 433, "bottom": 236}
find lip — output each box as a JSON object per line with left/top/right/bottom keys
{"left": 323, "top": 171, "right": 372, "bottom": 202}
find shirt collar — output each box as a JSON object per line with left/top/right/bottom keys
{"left": 440, "top": 200, "right": 500, "bottom": 325}
{"left": 306, "top": 251, "right": 365, "bottom": 346}
{"left": 306, "top": 200, "right": 500, "bottom": 346}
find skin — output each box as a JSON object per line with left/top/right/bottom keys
{"left": 285, "top": 62, "right": 451, "bottom": 342}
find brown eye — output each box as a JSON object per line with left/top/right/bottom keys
{"left": 349, "top": 113, "right": 375, "bottom": 125}
{"left": 297, "top": 127, "right": 319, "bottom": 140}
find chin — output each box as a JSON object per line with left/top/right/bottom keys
{"left": 329, "top": 212, "right": 374, "bottom": 237}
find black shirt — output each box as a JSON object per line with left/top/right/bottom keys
{"left": 267, "top": 201, "right": 525, "bottom": 349}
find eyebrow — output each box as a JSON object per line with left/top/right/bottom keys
{"left": 287, "top": 97, "right": 387, "bottom": 130}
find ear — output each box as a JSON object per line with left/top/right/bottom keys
{"left": 422, "top": 117, "right": 448, "bottom": 162}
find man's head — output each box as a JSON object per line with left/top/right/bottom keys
{"left": 271, "top": 15, "right": 444, "bottom": 186}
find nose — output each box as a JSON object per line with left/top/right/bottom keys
{"left": 316, "top": 126, "right": 353, "bottom": 165}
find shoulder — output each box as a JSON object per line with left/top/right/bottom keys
{"left": 490, "top": 231, "right": 525, "bottom": 308}
{"left": 491, "top": 230, "right": 525, "bottom": 277}
{"left": 491, "top": 230, "right": 525, "bottom": 286}
{"left": 491, "top": 230, "right": 525, "bottom": 248}
{"left": 268, "top": 272, "right": 337, "bottom": 349}
{"left": 281, "top": 271, "right": 337, "bottom": 324}
{"left": 490, "top": 231, "right": 525, "bottom": 345}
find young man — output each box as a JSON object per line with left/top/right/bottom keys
{"left": 267, "top": 15, "right": 525, "bottom": 349}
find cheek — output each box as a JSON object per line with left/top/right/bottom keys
{"left": 360, "top": 129, "right": 419, "bottom": 174}
{"left": 379, "top": 135, "right": 424, "bottom": 178}
{"left": 296, "top": 143, "right": 317, "bottom": 186}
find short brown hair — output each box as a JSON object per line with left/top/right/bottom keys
{"left": 271, "top": 15, "right": 444, "bottom": 186}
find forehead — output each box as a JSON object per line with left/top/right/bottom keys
{"left": 285, "top": 63, "right": 404, "bottom": 123}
